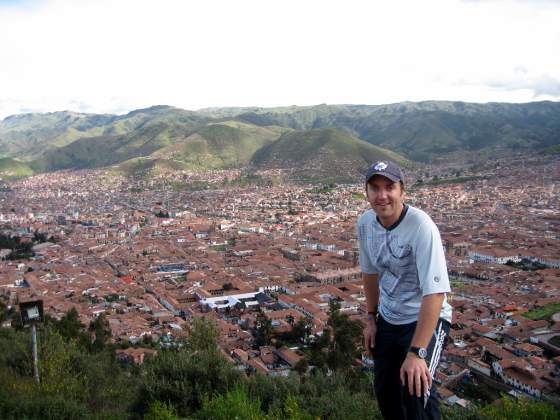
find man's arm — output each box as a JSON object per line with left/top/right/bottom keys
{"left": 363, "top": 273, "right": 380, "bottom": 314}
{"left": 363, "top": 273, "right": 379, "bottom": 356}
{"left": 399, "top": 293, "right": 445, "bottom": 397}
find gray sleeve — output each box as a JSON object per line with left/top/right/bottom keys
{"left": 414, "top": 221, "right": 451, "bottom": 296}
{"left": 357, "top": 218, "right": 377, "bottom": 275}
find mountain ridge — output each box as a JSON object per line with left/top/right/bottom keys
{"left": 1, "top": 101, "right": 559, "bottom": 176}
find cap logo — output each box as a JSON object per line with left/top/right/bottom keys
{"left": 374, "top": 162, "right": 388, "bottom": 171}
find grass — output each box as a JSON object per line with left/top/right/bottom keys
{"left": 168, "top": 180, "right": 214, "bottom": 191}
{"left": 522, "top": 302, "right": 560, "bottom": 321}
{"left": 350, "top": 192, "right": 365, "bottom": 201}
{"left": 307, "top": 185, "right": 335, "bottom": 194}
{"left": 451, "top": 281, "right": 466, "bottom": 290}
{"left": 0, "top": 158, "right": 34, "bottom": 179}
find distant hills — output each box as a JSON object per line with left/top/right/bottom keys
{"left": 252, "top": 128, "right": 411, "bottom": 182}
{"left": 1, "top": 101, "right": 559, "bottom": 180}
{"left": 234, "top": 101, "right": 560, "bottom": 161}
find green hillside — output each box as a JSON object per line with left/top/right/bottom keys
{"left": 31, "top": 118, "right": 203, "bottom": 172}
{"left": 152, "top": 121, "right": 288, "bottom": 170}
{"left": 0, "top": 158, "right": 33, "bottom": 180}
{"left": 252, "top": 128, "right": 411, "bottom": 182}
{"left": 32, "top": 120, "right": 287, "bottom": 173}
{"left": 3, "top": 101, "right": 560, "bottom": 175}
{"left": 236, "top": 101, "right": 560, "bottom": 161}
{"left": 0, "top": 106, "right": 209, "bottom": 160}
{"left": 113, "top": 157, "right": 191, "bottom": 177}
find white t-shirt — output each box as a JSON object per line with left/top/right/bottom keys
{"left": 357, "top": 205, "right": 452, "bottom": 325}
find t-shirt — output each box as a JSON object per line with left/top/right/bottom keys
{"left": 357, "top": 205, "right": 452, "bottom": 325}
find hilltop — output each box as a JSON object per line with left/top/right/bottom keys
{"left": 1, "top": 101, "right": 559, "bottom": 179}
{"left": 252, "top": 128, "right": 411, "bottom": 182}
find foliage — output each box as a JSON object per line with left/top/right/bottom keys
{"left": 326, "top": 299, "right": 364, "bottom": 372}
{"left": 254, "top": 311, "right": 273, "bottom": 347}
{"left": 185, "top": 317, "right": 220, "bottom": 353}
{"left": 137, "top": 319, "right": 242, "bottom": 417}
{"left": 88, "top": 313, "right": 112, "bottom": 352}
{"left": 0, "top": 234, "right": 34, "bottom": 260}
{"left": 196, "top": 387, "right": 266, "bottom": 419}
{"left": 506, "top": 258, "right": 548, "bottom": 272}
{"left": 0, "top": 323, "right": 138, "bottom": 419}
{"left": 480, "top": 396, "right": 559, "bottom": 420}
{"left": 1, "top": 305, "right": 559, "bottom": 419}
{"left": 144, "top": 401, "right": 181, "bottom": 420}
{"left": 522, "top": 302, "right": 560, "bottom": 321}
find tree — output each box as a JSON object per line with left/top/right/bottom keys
{"left": 254, "top": 312, "right": 272, "bottom": 347}
{"left": 55, "top": 307, "right": 84, "bottom": 341}
{"left": 292, "top": 317, "right": 313, "bottom": 343}
{"left": 326, "top": 299, "right": 363, "bottom": 372}
{"left": 186, "top": 317, "right": 219, "bottom": 353}
{"left": 139, "top": 343, "right": 242, "bottom": 417}
{"left": 286, "top": 314, "right": 295, "bottom": 326}
{"left": 88, "top": 313, "right": 111, "bottom": 352}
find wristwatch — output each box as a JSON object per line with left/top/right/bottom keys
{"left": 367, "top": 311, "right": 377, "bottom": 321}
{"left": 408, "top": 346, "right": 428, "bottom": 359}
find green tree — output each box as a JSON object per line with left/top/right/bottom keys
{"left": 186, "top": 317, "right": 219, "bottom": 353}
{"left": 138, "top": 318, "right": 242, "bottom": 417}
{"left": 255, "top": 312, "right": 272, "bottom": 347}
{"left": 326, "top": 299, "right": 364, "bottom": 372}
{"left": 55, "top": 307, "right": 84, "bottom": 340}
{"left": 88, "top": 313, "right": 111, "bottom": 352}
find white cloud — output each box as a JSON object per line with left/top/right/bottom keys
{"left": 0, "top": 0, "right": 559, "bottom": 118}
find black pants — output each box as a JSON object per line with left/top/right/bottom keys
{"left": 373, "top": 316, "right": 450, "bottom": 420}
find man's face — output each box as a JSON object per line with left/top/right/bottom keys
{"left": 366, "top": 175, "right": 405, "bottom": 226}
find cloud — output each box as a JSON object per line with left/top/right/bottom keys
{"left": 486, "top": 74, "right": 560, "bottom": 97}
{"left": 0, "top": 0, "right": 559, "bottom": 118}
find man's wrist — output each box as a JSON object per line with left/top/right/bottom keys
{"left": 367, "top": 311, "right": 377, "bottom": 322}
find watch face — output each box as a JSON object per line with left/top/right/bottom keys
{"left": 418, "top": 348, "right": 427, "bottom": 358}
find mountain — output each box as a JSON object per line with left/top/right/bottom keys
{"left": 33, "top": 120, "right": 288, "bottom": 172}
{"left": 0, "top": 105, "right": 209, "bottom": 160}
{"left": 2, "top": 101, "right": 559, "bottom": 175}
{"left": 252, "top": 128, "right": 411, "bottom": 182}
{"left": 150, "top": 121, "right": 289, "bottom": 170}
{"left": 234, "top": 101, "right": 560, "bottom": 161}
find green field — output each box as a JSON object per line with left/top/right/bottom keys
{"left": 522, "top": 302, "right": 560, "bottom": 321}
{"left": 451, "top": 281, "right": 466, "bottom": 290}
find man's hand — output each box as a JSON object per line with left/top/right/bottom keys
{"left": 400, "top": 353, "right": 432, "bottom": 397}
{"left": 364, "top": 318, "right": 377, "bottom": 357}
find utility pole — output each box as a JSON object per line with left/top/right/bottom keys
{"left": 32, "top": 324, "right": 39, "bottom": 384}
{"left": 19, "top": 300, "right": 44, "bottom": 385}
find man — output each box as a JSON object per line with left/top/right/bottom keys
{"left": 357, "top": 160, "right": 452, "bottom": 420}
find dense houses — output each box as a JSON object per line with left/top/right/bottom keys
{"left": 0, "top": 153, "right": 559, "bottom": 404}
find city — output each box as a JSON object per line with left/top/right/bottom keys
{"left": 1, "top": 152, "right": 558, "bottom": 409}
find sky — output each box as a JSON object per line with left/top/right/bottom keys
{"left": 0, "top": 0, "right": 559, "bottom": 119}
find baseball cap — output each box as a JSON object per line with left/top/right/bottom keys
{"left": 365, "top": 161, "right": 404, "bottom": 185}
